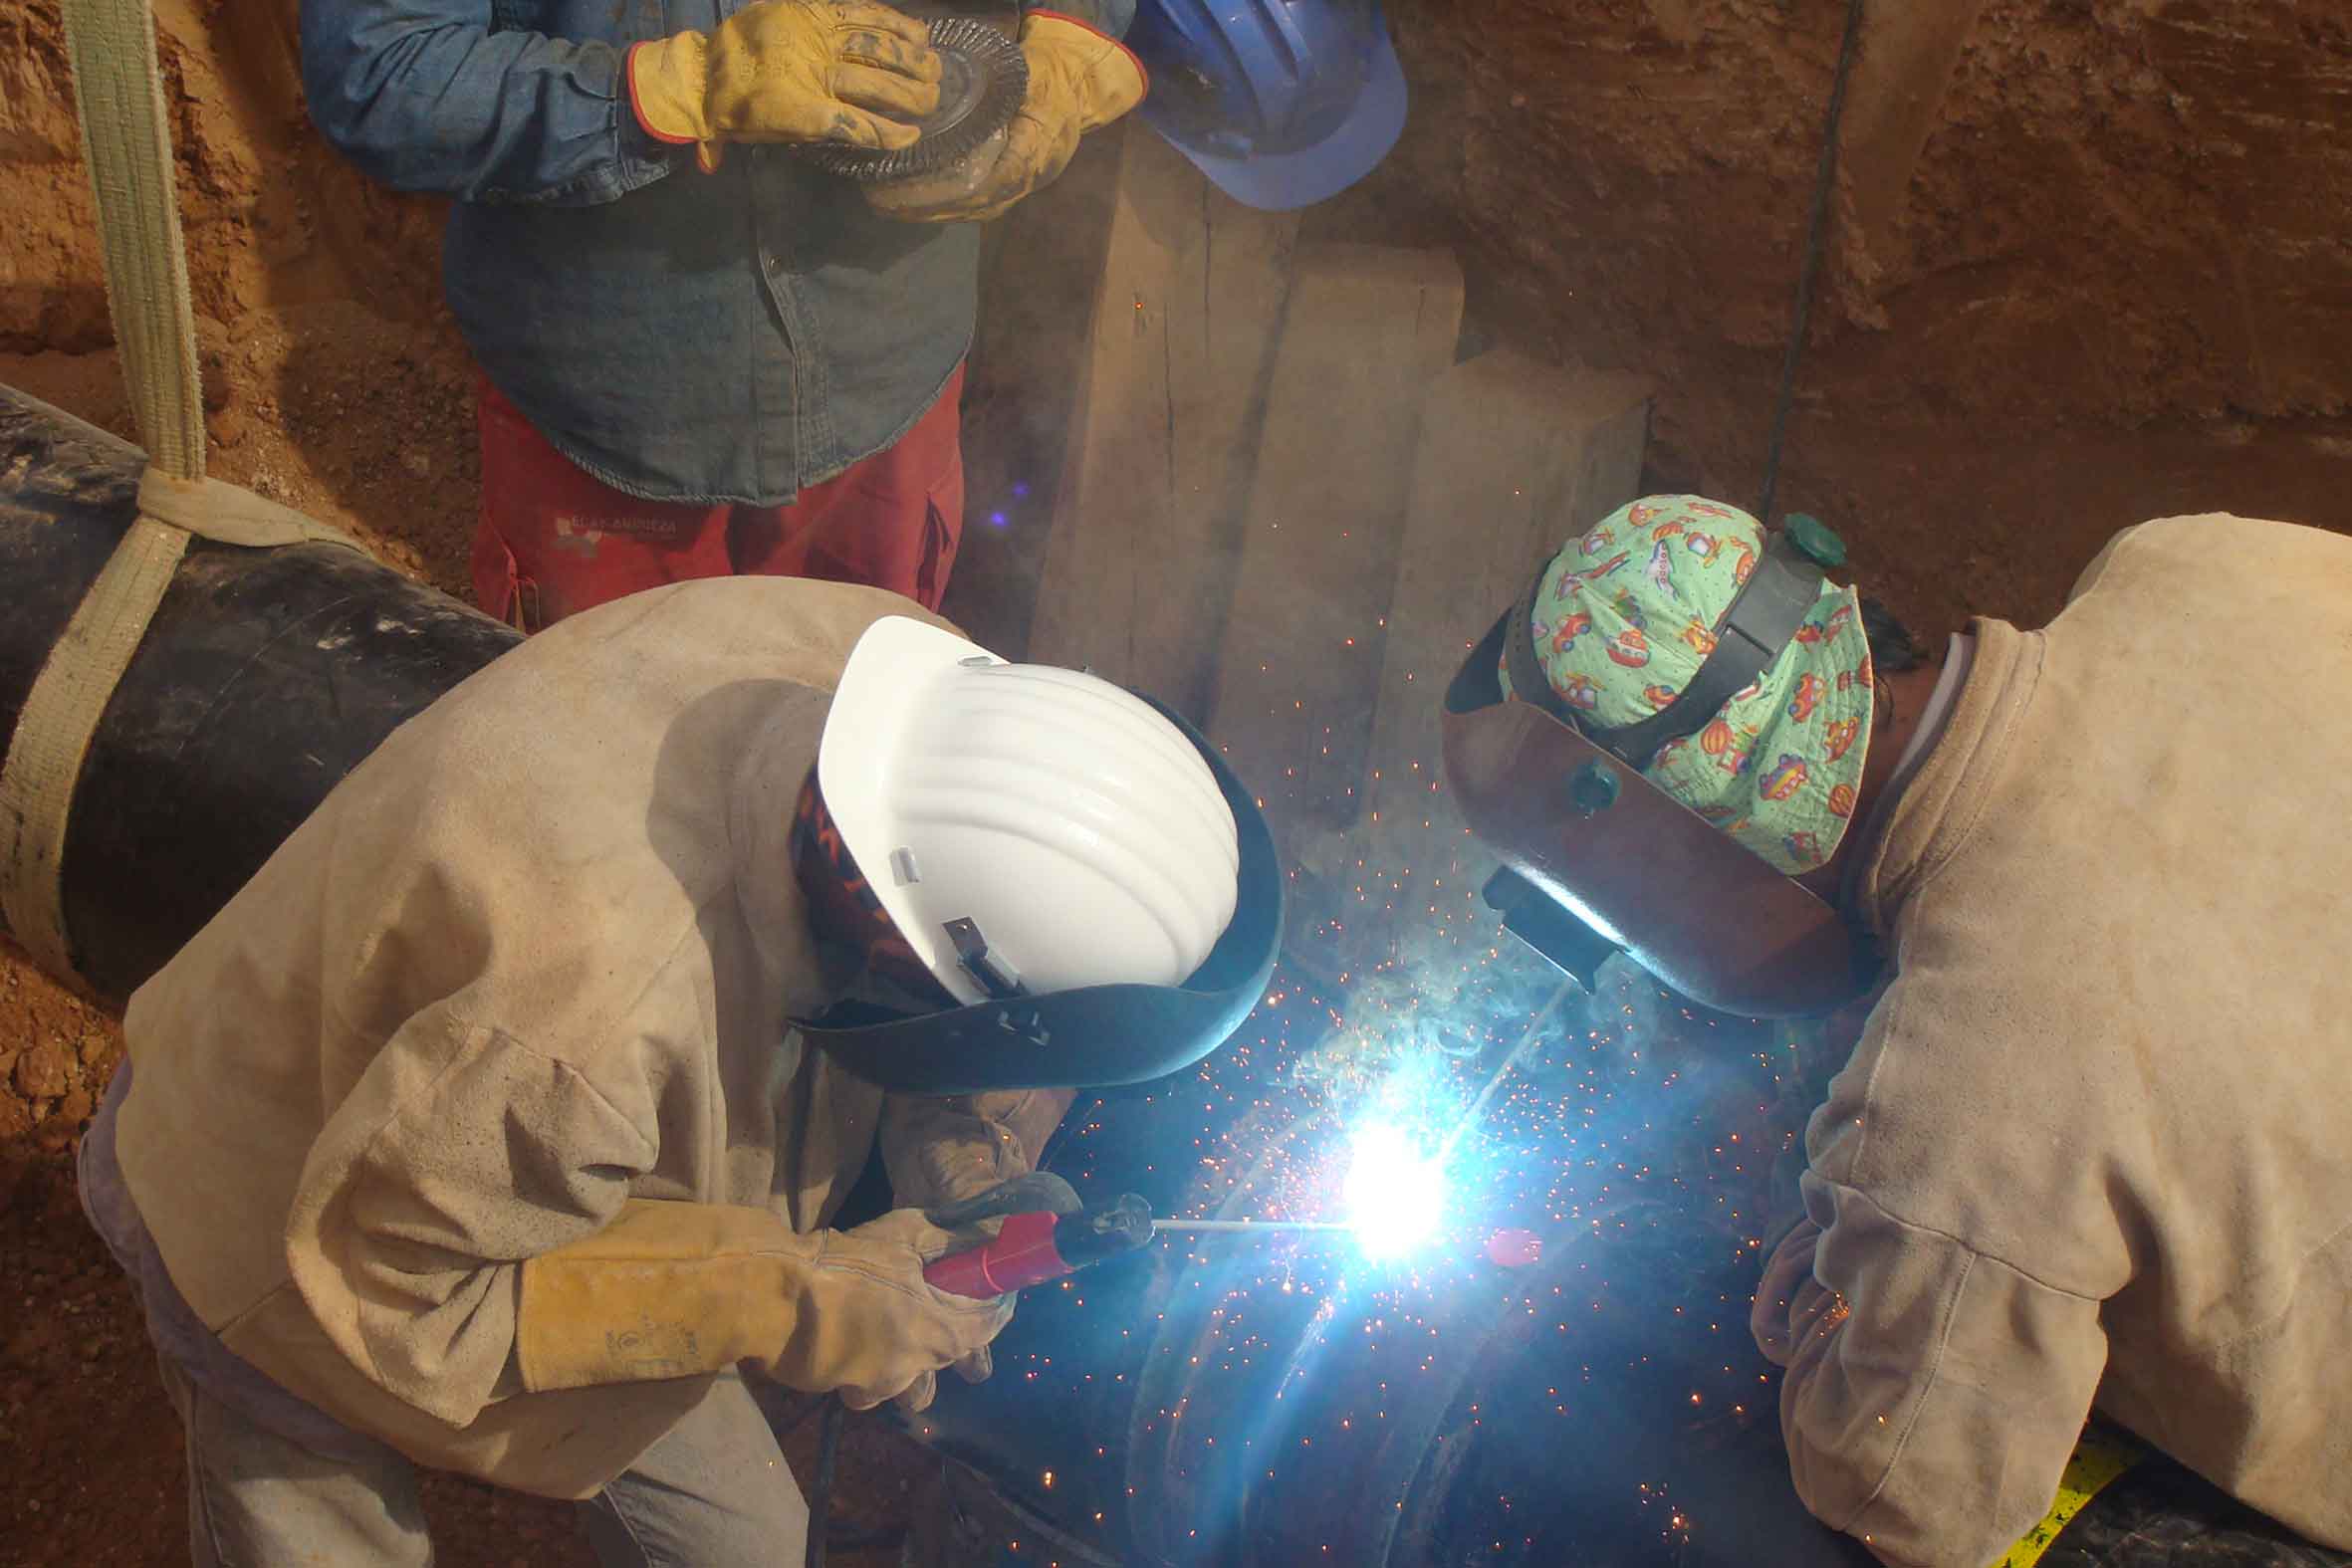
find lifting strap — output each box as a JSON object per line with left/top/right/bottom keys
{"left": 0, "top": 0, "right": 365, "bottom": 989}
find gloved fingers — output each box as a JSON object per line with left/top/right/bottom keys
{"left": 829, "top": 60, "right": 942, "bottom": 121}
{"left": 1750, "top": 1217, "right": 1821, "bottom": 1368}
{"left": 863, "top": 127, "right": 1012, "bottom": 222}
{"left": 891, "top": 1369, "right": 939, "bottom": 1414}
{"left": 862, "top": 113, "right": 1058, "bottom": 224}
{"left": 832, "top": 17, "right": 942, "bottom": 80}
{"left": 827, "top": 0, "right": 933, "bottom": 55}
{"left": 723, "top": 109, "right": 914, "bottom": 149}
{"left": 999, "top": 111, "right": 1075, "bottom": 198}
{"left": 847, "top": 109, "right": 921, "bottom": 150}
{"left": 845, "top": 1206, "right": 972, "bottom": 1262}
{"left": 936, "top": 114, "right": 1065, "bottom": 223}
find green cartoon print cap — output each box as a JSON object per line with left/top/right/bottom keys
{"left": 1499, "top": 495, "right": 1876, "bottom": 876}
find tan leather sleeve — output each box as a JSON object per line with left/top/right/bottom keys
{"left": 1770, "top": 1174, "right": 2107, "bottom": 1568}
{"left": 516, "top": 1200, "right": 1010, "bottom": 1405}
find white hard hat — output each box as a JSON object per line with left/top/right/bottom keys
{"left": 818, "top": 617, "right": 1243, "bottom": 1008}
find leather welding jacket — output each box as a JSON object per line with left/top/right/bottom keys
{"left": 113, "top": 578, "right": 1059, "bottom": 1497}
{"left": 1755, "top": 514, "right": 2352, "bottom": 1565}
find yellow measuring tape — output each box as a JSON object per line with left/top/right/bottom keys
{"left": 1997, "top": 1431, "right": 2148, "bottom": 1567}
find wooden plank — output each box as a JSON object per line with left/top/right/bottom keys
{"left": 1347, "top": 353, "right": 1653, "bottom": 968}
{"left": 1021, "top": 124, "right": 1300, "bottom": 720}
{"left": 1205, "top": 245, "right": 1464, "bottom": 895}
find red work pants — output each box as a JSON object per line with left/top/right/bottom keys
{"left": 470, "top": 368, "right": 966, "bottom": 631}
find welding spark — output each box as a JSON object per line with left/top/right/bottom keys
{"left": 1342, "top": 1121, "right": 1446, "bottom": 1260}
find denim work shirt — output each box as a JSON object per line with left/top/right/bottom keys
{"left": 302, "top": 0, "right": 1131, "bottom": 506}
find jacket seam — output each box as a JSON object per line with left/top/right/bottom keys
{"left": 2205, "top": 1209, "right": 2352, "bottom": 1351}
{"left": 1907, "top": 629, "right": 2045, "bottom": 896}
{"left": 1843, "top": 631, "right": 2043, "bottom": 1206}
{"left": 1840, "top": 1247, "right": 1976, "bottom": 1532}
{"left": 1809, "top": 1175, "right": 2101, "bottom": 1304}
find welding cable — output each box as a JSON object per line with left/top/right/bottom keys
{"left": 1756, "top": 0, "right": 1869, "bottom": 525}
{"left": 804, "top": 1398, "right": 844, "bottom": 1568}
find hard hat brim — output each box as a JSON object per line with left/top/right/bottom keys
{"left": 1142, "top": 31, "right": 1409, "bottom": 212}
{"left": 797, "top": 695, "right": 1286, "bottom": 1094}
{"left": 818, "top": 614, "right": 1005, "bottom": 1003}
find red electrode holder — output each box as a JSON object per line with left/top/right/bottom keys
{"left": 923, "top": 1195, "right": 1156, "bottom": 1299}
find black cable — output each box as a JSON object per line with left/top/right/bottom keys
{"left": 805, "top": 1398, "right": 844, "bottom": 1568}
{"left": 1757, "top": 0, "right": 1870, "bottom": 526}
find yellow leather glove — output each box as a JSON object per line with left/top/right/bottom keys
{"left": 628, "top": 0, "right": 944, "bottom": 174}
{"left": 880, "top": 1086, "right": 1078, "bottom": 1400}
{"left": 515, "top": 1200, "right": 1012, "bottom": 1412}
{"left": 866, "top": 11, "right": 1146, "bottom": 223}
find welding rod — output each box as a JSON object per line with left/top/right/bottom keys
{"left": 1153, "top": 1220, "right": 1356, "bottom": 1234}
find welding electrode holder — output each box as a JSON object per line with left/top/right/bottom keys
{"left": 920, "top": 1173, "right": 1157, "bottom": 1299}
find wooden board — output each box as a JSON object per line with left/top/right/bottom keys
{"left": 1347, "top": 352, "right": 1652, "bottom": 968}
{"left": 1019, "top": 124, "right": 1301, "bottom": 721}
{"left": 1204, "top": 245, "right": 1465, "bottom": 897}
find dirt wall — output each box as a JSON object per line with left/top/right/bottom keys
{"left": 1342, "top": 0, "right": 2352, "bottom": 632}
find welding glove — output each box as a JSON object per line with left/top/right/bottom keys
{"left": 866, "top": 12, "right": 1145, "bottom": 223}
{"left": 627, "top": 0, "right": 944, "bottom": 175}
{"left": 515, "top": 1200, "right": 1011, "bottom": 1412}
{"left": 880, "top": 1088, "right": 1080, "bottom": 1400}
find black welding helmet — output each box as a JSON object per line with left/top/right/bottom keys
{"left": 794, "top": 618, "right": 1283, "bottom": 1095}
{"left": 1442, "top": 508, "right": 1878, "bottom": 1016}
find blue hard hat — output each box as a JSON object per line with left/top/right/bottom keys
{"left": 1127, "top": 0, "right": 1408, "bottom": 212}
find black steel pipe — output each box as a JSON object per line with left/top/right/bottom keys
{"left": 0, "top": 384, "right": 518, "bottom": 1001}
{"left": 915, "top": 963, "right": 2351, "bottom": 1567}
{"left": 2, "top": 380, "right": 2339, "bottom": 1567}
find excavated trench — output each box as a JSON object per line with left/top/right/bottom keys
{"left": 4, "top": 0, "right": 2350, "bottom": 1562}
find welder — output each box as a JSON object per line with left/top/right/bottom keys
{"left": 298, "top": 0, "right": 1148, "bottom": 629}
{"left": 1442, "top": 495, "right": 2352, "bottom": 1566}
{"left": 76, "top": 578, "right": 1281, "bottom": 1565}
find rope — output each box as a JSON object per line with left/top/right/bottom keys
{"left": 1756, "top": 0, "right": 1869, "bottom": 526}
{"left": 1, "top": 0, "right": 365, "bottom": 990}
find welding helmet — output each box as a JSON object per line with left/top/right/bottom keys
{"left": 796, "top": 617, "right": 1283, "bottom": 1093}
{"left": 1441, "top": 516, "right": 1879, "bottom": 1017}
{"left": 1126, "top": 0, "right": 1408, "bottom": 211}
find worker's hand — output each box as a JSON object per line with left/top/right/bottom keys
{"left": 887, "top": 1167, "right": 1069, "bottom": 1404}
{"left": 1750, "top": 1217, "right": 1822, "bottom": 1369}
{"left": 831, "top": 1208, "right": 1015, "bottom": 1413}
{"left": 866, "top": 12, "right": 1144, "bottom": 223}
{"left": 628, "top": 0, "right": 944, "bottom": 174}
